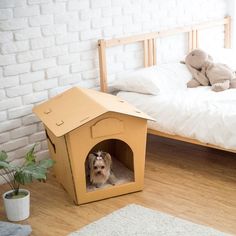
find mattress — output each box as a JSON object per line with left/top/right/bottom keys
{"left": 117, "top": 87, "right": 236, "bottom": 151}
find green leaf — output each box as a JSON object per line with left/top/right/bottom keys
{"left": 39, "top": 159, "right": 55, "bottom": 169}
{"left": 18, "top": 163, "right": 48, "bottom": 182}
{"left": 14, "top": 172, "right": 22, "bottom": 185}
{"left": 14, "top": 171, "right": 33, "bottom": 185}
{"left": 0, "top": 160, "right": 11, "bottom": 169}
{"left": 0, "top": 151, "right": 8, "bottom": 161}
{"left": 24, "top": 167, "right": 46, "bottom": 179}
{"left": 25, "top": 145, "right": 37, "bottom": 165}
{"left": 0, "top": 146, "right": 54, "bottom": 189}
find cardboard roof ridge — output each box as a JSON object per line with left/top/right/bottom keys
{"left": 74, "top": 87, "right": 153, "bottom": 122}
{"left": 33, "top": 86, "right": 153, "bottom": 137}
{"left": 80, "top": 88, "right": 153, "bottom": 120}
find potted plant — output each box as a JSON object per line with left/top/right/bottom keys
{"left": 0, "top": 145, "right": 54, "bottom": 222}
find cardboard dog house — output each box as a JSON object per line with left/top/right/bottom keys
{"left": 33, "top": 87, "right": 152, "bottom": 205}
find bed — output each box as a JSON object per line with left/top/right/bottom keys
{"left": 97, "top": 16, "right": 236, "bottom": 153}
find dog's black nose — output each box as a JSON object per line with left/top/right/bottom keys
{"left": 97, "top": 171, "right": 101, "bottom": 174}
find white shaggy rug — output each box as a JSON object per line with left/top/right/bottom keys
{"left": 68, "top": 204, "right": 231, "bottom": 236}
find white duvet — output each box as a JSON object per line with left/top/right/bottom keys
{"left": 117, "top": 86, "right": 236, "bottom": 151}
{"left": 111, "top": 49, "right": 236, "bottom": 151}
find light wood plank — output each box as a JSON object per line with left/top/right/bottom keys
{"left": 0, "top": 135, "right": 236, "bottom": 236}
{"left": 106, "top": 32, "right": 159, "bottom": 48}
{"left": 157, "top": 26, "right": 191, "bottom": 37}
{"left": 192, "top": 29, "right": 197, "bottom": 49}
{"left": 148, "top": 39, "right": 153, "bottom": 66}
{"left": 144, "top": 40, "right": 149, "bottom": 67}
{"left": 224, "top": 16, "right": 231, "bottom": 48}
{"left": 104, "top": 17, "right": 228, "bottom": 48}
{"left": 105, "top": 26, "right": 192, "bottom": 48}
{"left": 196, "top": 30, "right": 199, "bottom": 48}
{"left": 148, "top": 129, "right": 236, "bottom": 153}
{"left": 188, "top": 31, "right": 193, "bottom": 52}
{"left": 192, "top": 17, "right": 229, "bottom": 30}
{"left": 98, "top": 39, "right": 108, "bottom": 92}
{"left": 153, "top": 38, "right": 157, "bottom": 65}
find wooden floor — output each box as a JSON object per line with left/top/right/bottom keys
{"left": 0, "top": 135, "right": 236, "bottom": 236}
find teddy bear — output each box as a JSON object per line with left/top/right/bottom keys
{"left": 185, "top": 49, "right": 236, "bottom": 92}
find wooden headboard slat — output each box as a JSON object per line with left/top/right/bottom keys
{"left": 144, "top": 40, "right": 149, "bottom": 67}
{"left": 188, "top": 31, "right": 193, "bottom": 52}
{"left": 98, "top": 39, "right": 108, "bottom": 92}
{"left": 224, "top": 16, "right": 231, "bottom": 48}
{"left": 153, "top": 38, "right": 157, "bottom": 65}
{"left": 98, "top": 16, "right": 231, "bottom": 92}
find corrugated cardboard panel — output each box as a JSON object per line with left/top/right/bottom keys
{"left": 33, "top": 87, "right": 107, "bottom": 137}
{"left": 91, "top": 117, "right": 124, "bottom": 138}
{"left": 82, "top": 88, "right": 153, "bottom": 121}
{"left": 33, "top": 87, "right": 153, "bottom": 137}
{"left": 45, "top": 127, "right": 77, "bottom": 203}
{"left": 66, "top": 112, "right": 147, "bottom": 204}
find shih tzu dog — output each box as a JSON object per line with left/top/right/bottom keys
{"left": 88, "top": 151, "right": 117, "bottom": 188}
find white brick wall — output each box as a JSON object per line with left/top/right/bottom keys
{"left": 227, "top": 0, "right": 236, "bottom": 48}
{"left": 0, "top": 0, "right": 228, "bottom": 183}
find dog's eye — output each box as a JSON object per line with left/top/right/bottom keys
{"left": 94, "top": 166, "right": 98, "bottom": 170}
{"left": 101, "top": 166, "right": 105, "bottom": 169}
{"left": 192, "top": 53, "right": 195, "bottom": 56}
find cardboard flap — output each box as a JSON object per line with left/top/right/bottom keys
{"left": 82, "top": 88, "right": 154, "bottom": 121}
{"left": 33, "top": 87, "right": 106, "bottom": 137}
{"left": 33, "top": 87, "right": 154, "bottom": 137}
{"left": 91, "top": 118, "right": 124, "bottom": 138}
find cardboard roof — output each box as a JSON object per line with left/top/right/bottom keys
{"left": 33, "top": 87, "right": 153, "bottom": 137}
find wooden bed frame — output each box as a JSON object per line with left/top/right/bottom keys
{"left": 97, "top": 16, "right": 236, "bottom": 153}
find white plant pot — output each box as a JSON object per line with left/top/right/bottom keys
{"left": 2, "top": 189, "right": 30, "bottom": 222}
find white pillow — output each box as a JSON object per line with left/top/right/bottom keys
{"left": 109, "top": 66, "right": 160, "bottom": 95}
{"left": 109, "top": 63, "right": 192, "bottom": 94}
{"left": 153, "top": 63, "right": 192, "bottom": 90}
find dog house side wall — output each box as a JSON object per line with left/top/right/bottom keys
{"left": 44, "top": 127, "right": 77, "bottom": 203}
{"left": 65, "top": 112, "right": 147, "bottom": 205}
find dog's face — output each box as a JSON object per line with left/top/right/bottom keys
{"left": 93, "top": 157, "right": 106, "bottom": 176}
{"left": 88, "top": 151, "right": 112, "bottom": 186}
